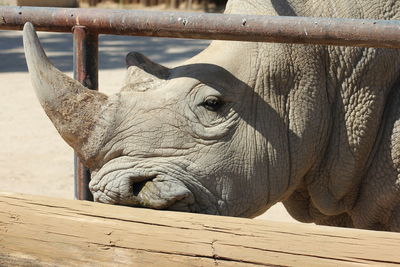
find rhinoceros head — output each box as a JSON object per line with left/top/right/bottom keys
{"left": 24, "top": 21, "right": 309, "bottom": 218}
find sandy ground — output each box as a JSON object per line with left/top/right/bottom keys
{"left": 0, "top": 27, "right": 297, "bottom": 223}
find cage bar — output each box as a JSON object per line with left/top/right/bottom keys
{"left": 1, "top": 6, "right": 400, "bottom": 48}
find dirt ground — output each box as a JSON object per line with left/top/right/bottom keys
{"left": 0, "top": 18, "right": 297, "bottom": 223}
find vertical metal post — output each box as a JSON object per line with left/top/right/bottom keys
{"left": 73, "top": 26, "right": 98, "bottom": 201}
{"left": 186, "top": 0, "right": 192, "bottom": 10}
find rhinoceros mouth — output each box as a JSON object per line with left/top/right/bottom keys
{"left": 131, "top": 179, "right": 151, "bottom": 196}
{"left": 90, "top": 169, "right": 195, "bottom": 211}
{"left": 125, "top": 175, "right": 195, "bottom": 211}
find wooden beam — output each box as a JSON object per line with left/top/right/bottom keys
{"left": 0, "top": 192, "right": 399, "bottom": 266}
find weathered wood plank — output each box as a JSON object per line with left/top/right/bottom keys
{"left": 0, "top": 192, "right": 399, "bottom": 266}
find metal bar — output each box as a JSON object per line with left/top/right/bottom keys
{"left": 1, "top": 6, "right": 400, "bottom": 48}
{"left": 73, "top": 26, "right": 98, "bottom": 201}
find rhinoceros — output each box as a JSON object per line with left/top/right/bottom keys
{"left": 23, "top": 0, "right": 400, "bottom": 232}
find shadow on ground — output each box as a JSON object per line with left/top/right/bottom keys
{"left": 0, "top": 30, "right": 210, "bottom": 72}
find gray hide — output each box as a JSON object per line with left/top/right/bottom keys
{"left": 24, "top": 0, "right": 400, "bottom": 231}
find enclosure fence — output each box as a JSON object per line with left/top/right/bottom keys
{"left": 1, "top": 6, "right": 400, "bottom": 200}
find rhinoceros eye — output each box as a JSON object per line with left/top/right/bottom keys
{"left": 202, "top": 96, "right": 224, "bottom": 112}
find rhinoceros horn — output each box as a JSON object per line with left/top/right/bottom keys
{"left": 23, "top": 22, "right": 113, "bottom": 165}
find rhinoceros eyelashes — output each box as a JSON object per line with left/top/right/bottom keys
{"left": 201, "top": 96, "right": 225, "bottom": 112}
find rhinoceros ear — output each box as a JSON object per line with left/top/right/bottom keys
{"left": 23, "top": 22, "right": 114, "bottom": 166}
{"left": 126, "top": 51, "right": 170, "bottom": 79}
{"left": 124, "top": 52, "right": 170, "bottom": 90}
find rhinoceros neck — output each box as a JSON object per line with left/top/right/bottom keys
{"left": 185, "top": 0, "right": 400, "bottom": 225}
{"left": 282, "top": 0, "right": 400, "bottom": 227}
{"left": 222, "top": 0, "right": 400, "bottom": 227}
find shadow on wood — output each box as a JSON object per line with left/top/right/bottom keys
{"left": 0, "top": 192, "right": 399, "bottom": 266}
{"left": 16, "top": 0, "right": 78, "bottom": 7}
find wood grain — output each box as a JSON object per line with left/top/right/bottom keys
{"left": 0, "top": 192, "right": 399, "bottom": 266}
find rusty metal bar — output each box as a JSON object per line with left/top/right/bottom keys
{"left": 2, "top": 6, "right": 400, "bottom": 48}
{"left": 73, "top": 26, "right": 98, "bottom": 201}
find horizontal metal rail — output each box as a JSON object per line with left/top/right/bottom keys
{"left": 1, "top": 6, "right": 400, "bottom": 48}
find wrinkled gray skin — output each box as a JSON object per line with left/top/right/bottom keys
{"left": 23, "top": 0, "right": 400, "bottom": 231}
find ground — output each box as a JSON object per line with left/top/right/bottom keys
{"left": 0, "top": 16, "right": 297, "bottom": 223}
